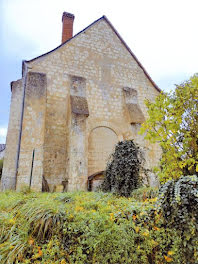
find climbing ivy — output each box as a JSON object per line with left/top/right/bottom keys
{"left": 157, "top": 175, "right": 198, "bottom": 227}
{"left": 156, "top": 175, "right": 198, "bottom": 262}
{"left": 101, "top": 140, "right": 145, "bottom": 197}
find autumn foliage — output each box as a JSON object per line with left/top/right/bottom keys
{"left": 141, "top": 74, "right": 198, "bottom": 182}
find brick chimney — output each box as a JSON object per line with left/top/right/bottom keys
{"left": 62, "top": 12, "right": 75, "bottom": 43}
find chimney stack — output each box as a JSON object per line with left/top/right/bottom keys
{"left": 62, "top": 12, "right": 75, "bottom": 43}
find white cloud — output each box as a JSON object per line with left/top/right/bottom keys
{"left": 0, "top": 127, "right": 7, "bottom": 143}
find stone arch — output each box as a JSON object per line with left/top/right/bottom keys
{"left": 88, "top": 120, "right": 123, "bottom": 141}
{"left": 88, "top": 126, "right": 118, "bottom": 176}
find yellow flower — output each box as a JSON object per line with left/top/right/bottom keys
{"left": 153, "top": 226, "right": 160, "bottom": 231}
{"left": 132, "top": 214, "right": 137, "bottom": 221}
{"left": 142, "top": 230, "right": 149, "bottom": 237}
{"left": 75, "top": 206, "right": 84, "bottom": 211}
{"left": 134, "top": 226, "right": 140, "bottom": 233}
{"left": 61, "top": 259, "right": 67, "bottom": 264}
{"left": 38, "top": 247, "right": 42, "bottom": 257}
{"left": 9, "top": 219, "right": 15, "bottom": 224}
{"left": 69, "top": 214, "right": 74, "bottom": 219}
{"left": 109, "top": 213, "right": 114, "bottom": 221}
{"left": 168, "top": 251, "right": 174, "bottom": 256}
{"left": 9, "top": 245, "right": 15, "bottom": 249}
{"left": 164, "top": 255, "right": 173, "bottom": 262}
{"left": 149, "top": 197, "right": 157, "bottom": 202}
{"left": 29, "top": 238, "right": 34, "bottom": 245}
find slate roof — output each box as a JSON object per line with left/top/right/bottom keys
{"left": 25, "top": 16, "right": 161, "bottom": 92}
{"left": 0, "top": 144, "right": 6, "bottom": 152}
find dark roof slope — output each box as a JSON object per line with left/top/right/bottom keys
{"left": 26, "top": 16, "right": 160, "bottom": 92}
{"left": 0, "top": 144, "right": 6, "bottom": 152}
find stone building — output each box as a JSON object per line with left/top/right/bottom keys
{"left": 1, "top": 12, "right": 161, "bottom": 192}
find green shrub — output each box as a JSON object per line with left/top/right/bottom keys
{"left": 101, "top": 140, "right": 145, "bottom": 197}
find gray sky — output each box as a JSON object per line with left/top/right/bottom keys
{"left": 0, "top": 0, "right": 198, "bottom": 143}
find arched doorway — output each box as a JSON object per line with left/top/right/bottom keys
{"left": 88, "top": 126, "right": 118, "bottom": 177}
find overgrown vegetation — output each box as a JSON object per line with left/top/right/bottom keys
{"left": 0, "top": 190, "right": 197, "bottom": 263}
{"left": 156, "top": 175, "right": 198, "bottom": 263}
{"left": 140, "top": 73, "right": 198, "bottom": 183}
{"left": 101, "top": 140, "right": 145, "bottom": 197}
{"left": 157, "top": 175, "right": 198, "bottom": 227}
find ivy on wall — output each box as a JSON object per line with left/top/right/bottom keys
{"left": 101, "top": 140, "right": 145, "bottom": 197}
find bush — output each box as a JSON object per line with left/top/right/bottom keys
{"left": 101, "top": 140, "right": 145, "bottom": 197}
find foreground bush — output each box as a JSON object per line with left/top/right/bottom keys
{"left": 0, "top": 190, "right": 197, "bottom": 263}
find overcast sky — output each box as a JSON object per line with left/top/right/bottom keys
{"left": 0, "top": 0, "right": 198, "bottom": 143}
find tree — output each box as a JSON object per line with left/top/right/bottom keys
{"left": 140, "top": 74, "right": 198, "bottom": 183}
{"left": 101, "top": 140, "right": 144, "bottom": 197}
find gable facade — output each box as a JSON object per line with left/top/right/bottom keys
{"left": 1, "top": 14, "right": 161, "bottom": 192}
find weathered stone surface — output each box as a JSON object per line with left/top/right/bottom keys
{"left": 67, "top": 113, "right": 88, "bottom": 191}
{"left": 70, "top": 96, "right": 89, "bottom": 116}
{"left": 16, "top": 72, "right": 46, "bottom": 191}
{"left": 126, "top": 103, "right": 145, "bottom": 124}
{"left": 1, "top": 79, "right": 23, "bottom": 190}
{"left": 123, "top": 87, "right": 145, "bottom": 124}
